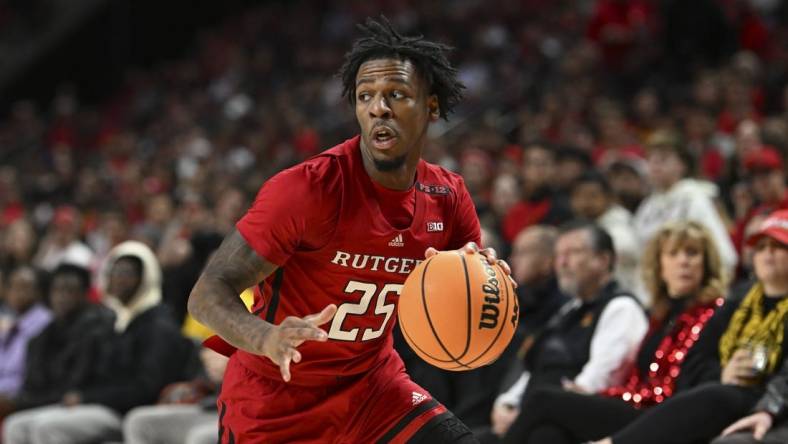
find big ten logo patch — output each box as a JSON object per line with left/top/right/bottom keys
{"left": 426, "top": 221, "right": 444, "bottom": 232}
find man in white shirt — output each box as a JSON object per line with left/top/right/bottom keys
{"left": 488, "top": 221, "right": 648, "bottom": 440}
{"left": 570, "top": 171, "right": 644, "bottom": 303}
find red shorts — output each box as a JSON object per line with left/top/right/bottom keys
{"left": 217, "top": 350, "right": 447, "bottom": 443}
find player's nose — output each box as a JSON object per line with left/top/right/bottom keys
{"left": 369, "top": 95, "right": 392, "bottom": 119}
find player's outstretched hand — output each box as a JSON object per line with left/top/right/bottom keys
{"left": 259, "top": 304, "right": 337, "bottom": 382}
{"left": 425, "top": 242, "right": 517, "bottom": 288}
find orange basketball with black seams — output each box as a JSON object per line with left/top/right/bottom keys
{"left": 397, "top": 251, "right": 519, "bottom": 371}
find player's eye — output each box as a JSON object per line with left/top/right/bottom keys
{"left": 358, "top": 92, "right": 371, "bottom": 102}
{"left": 391, "top": 91, "right": 405, "bottom": 100}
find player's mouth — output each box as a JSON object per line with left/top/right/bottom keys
{"left": 371, "top": 126, "right": 398, "bottom": 151}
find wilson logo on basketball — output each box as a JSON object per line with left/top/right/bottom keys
{"left": 478, "top": 258, "right": 502, "bottom": 330}
{"left": 397, "top": 251, "right": 519, "bottom": 371}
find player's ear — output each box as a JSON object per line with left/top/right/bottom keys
{"left": 428, "top": 95, "right": 440, "bottom": 122}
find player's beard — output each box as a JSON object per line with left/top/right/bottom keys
{"left": 372, "top": 153, "right": 408, "bottom": 172}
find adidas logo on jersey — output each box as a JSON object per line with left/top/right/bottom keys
{"left": 388, "top": 234, "right": 404, "bottom": 247}
{"left": 412, "top": 391, "right": 428, "bottom": 406}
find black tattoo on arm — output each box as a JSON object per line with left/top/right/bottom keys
{"left": 187, "top": 229, "right": 278, "bottom": 353}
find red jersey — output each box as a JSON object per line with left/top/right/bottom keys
{"left": 232, "top": 136, "right": 481, "bottom": 385}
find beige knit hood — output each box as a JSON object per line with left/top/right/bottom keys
{"left": 99, "top": 241, "right": 162, "bottom": 332}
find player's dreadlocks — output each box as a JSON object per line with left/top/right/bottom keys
{"left": 339, "top": 16, "right": 465, "bottom": 120}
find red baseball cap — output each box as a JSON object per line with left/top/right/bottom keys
{"left": 743, "top": 147, "right": 783, "bottom": 173}
{"left": 52, "top": 205, "right": 78, "bottom": 227}
{"left": 502, "top": 144, "right": 524, "bottom": 165}
{"left": 746, "top": 209, "right": 788, "bottom": 247}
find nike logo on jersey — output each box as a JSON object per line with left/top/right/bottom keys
{"left": 388, "top": 234, "right": 404, "bottom": 247}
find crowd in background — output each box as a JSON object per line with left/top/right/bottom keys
{"left": 3, "top": 0, "right": 788, "bottom": 443}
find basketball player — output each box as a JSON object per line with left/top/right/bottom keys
{"left": 188, "top": 17, "right": 511, "bottom": 443}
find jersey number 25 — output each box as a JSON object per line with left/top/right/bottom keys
{"left": 327, "top": 281, "right": 402, "bottom": 342}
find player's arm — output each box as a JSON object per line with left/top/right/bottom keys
{"left": 188, "top": 230, "right": 276, "bottom": 353}
{"left": 187, "top": 230, "right": 335, "bottom": 381}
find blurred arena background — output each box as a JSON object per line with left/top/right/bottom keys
{"left": 2, "top": 0, "right": 788, "bottom": 443}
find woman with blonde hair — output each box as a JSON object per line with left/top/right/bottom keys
{"left": 641, "top": 220, "right": 726, "bottom": 316}
{"left": 498, "top": 220, "right": 726, "bottom": 444}
{"left": 589, "top": 209, "right": 788, "bottom": 444}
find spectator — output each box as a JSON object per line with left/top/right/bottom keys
{"left": 87, "top": 208, "right": 131, "bottom": 266}
{"left": 159, "top": 187, "right": 244, "bottom": 324}
{"left": 735, "top": 211, "right": 771, "bottom": 287}
{"left": 161, "top": 230, "right": 224, "bottom": 325}
{"left": 122, "top": 348, "right": 228, "bottom": 444}
{"left": 586, "top": 0, "right": 656, "bottom": 75}
{"left": 732, "top": 147, "right": 788, "bottom": 252}
{"left": 555, "top": 146, "right": 593, "bottom": 197}
{"left": 134, "top": 194, "right": 175, "bottom": 250}
{"left": 570, "top": 171, "right": 642, "bottom": 303}
{"left": 724, "top": 119, "right": 768, "bottom": 193}
{"left": 487, "top": 173, "right": 521, "bottom": 239}
{"left": 502, "top": 142, "right": 571, "bottom": 242}
{"left": 718, "top": 73, "right": 762, "bottom": 136}
{"left": 604, "top": 158, "right": 649, "bottom": 214}
{"left": 32, "top": 205, "right": 93, "bottom": 272}
{"left": 0, "top": 167, "right": 25, "bottom": 226}
{"left": 460, "top": 148, "right": 495, "bottom": 214}
{"left": 472, "top": 225, "right": 566, "bottom": 441}
{"left": 591, "top": 102, "right": 645, "bottom": 166}
{"left": 714, "top": 356, "right": 788, "bottom": 443}
{"left": 212, "top": 187, "right": 246, "bottom": 236}
{"left": 630, "top": 88, "right": 666, "bottom": 142}
{"left": 508, "top": 225, "right": 567, "bottom": 337}
{"left": 0, "top": 265, "right": 51, "bottom": 398}
{"left": 500, "top": 220, "right": 726, "bottom": 443}
{"left": 633, "top": 130, "right": 738, "bottom": 274}
{"left": 589, "top": 209, "right": 788, "bottom": 444}
{"left": 0, "top": 218, "right": 37, "bottom": 275}
{"left": 485, "top": 222, "right": 647, "bottom": 440}
{"left": 683, "top": 107, "right": 727, "bottom": 181}
{"left": 3, "top": 241, "right": 193, "bottom": 444}
{"left": 0, "top": 263, "right": 113, "bottom": 418}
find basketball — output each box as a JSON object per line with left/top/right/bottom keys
{"left": 398, "top": 251, "right": 519, "bottom": 371}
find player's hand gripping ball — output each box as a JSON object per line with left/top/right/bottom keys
{"left": 398, "top": 250, "right": 518, "bottom": 370}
